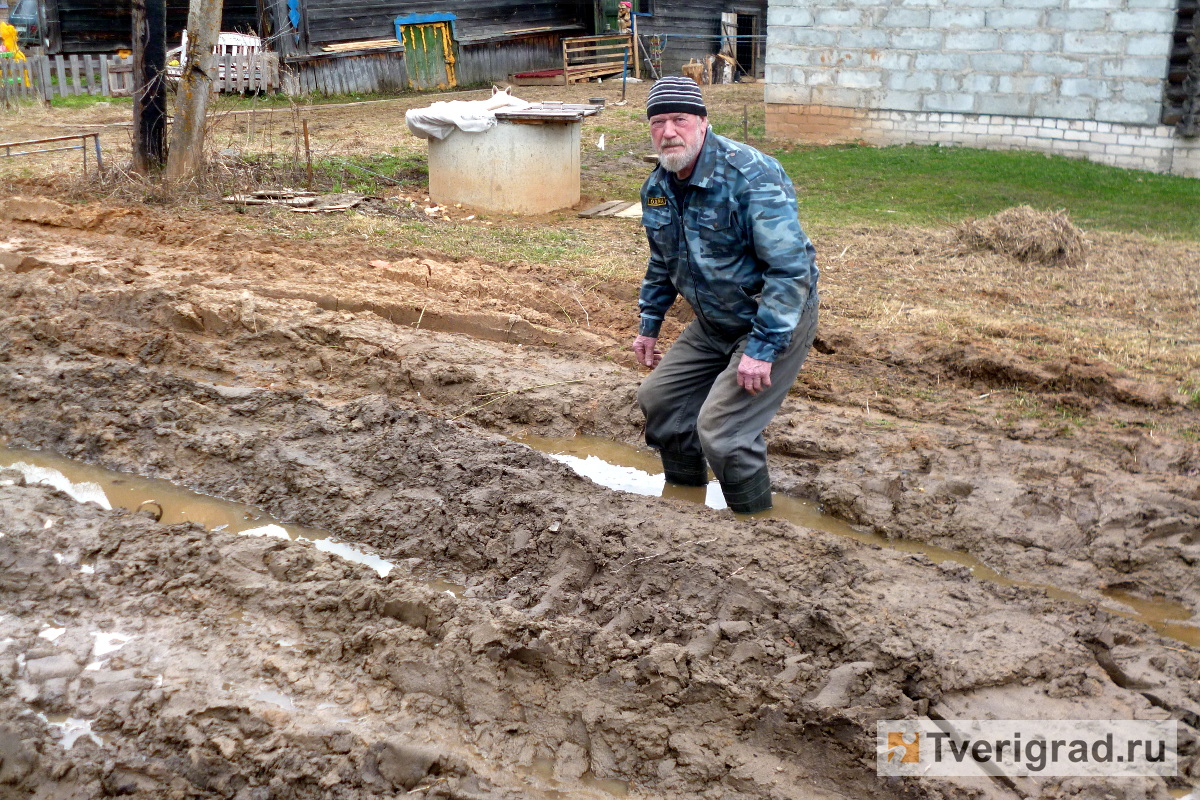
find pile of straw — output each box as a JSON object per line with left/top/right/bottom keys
{"left": 954, "top": 206, "right": 1086, "bottom": 267}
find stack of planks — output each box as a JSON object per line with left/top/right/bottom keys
{"left": 562, "top": 34, "right": 631, "bottom": 84}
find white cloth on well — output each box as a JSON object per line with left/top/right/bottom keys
{"left": 405, "top": 94, "right": 532, "bottom": 140}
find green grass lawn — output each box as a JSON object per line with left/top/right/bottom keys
{"left": 46, "top": 94, "right": 132, "bottom": 110}
{"left": 772, "top": 143, "right": 1200, "bottom": 239}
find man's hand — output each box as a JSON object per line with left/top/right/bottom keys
{"left": 633, "top": 335, "right": 662, "bottom": 368}
{"left": 737, "top": 354, "right": 773, "bottom": 395}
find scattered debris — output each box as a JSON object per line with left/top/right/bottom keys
{"left": 222, "top": 189, "right": 318, "bottom": 207}
{"left": 290, "top": 193, "right": 368, "bottom": 214}
{"left": 222, "top": 190, "right": 368, "bottom": 214}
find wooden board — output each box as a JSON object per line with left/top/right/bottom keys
{"left": 510, "top": 72, "right": 566, "bottom": 86}
{"left": 321, "top": 38, "right": 401, "bottom": 53}
{"left": 578, "top": 200, "right": 636, "bottom": 218}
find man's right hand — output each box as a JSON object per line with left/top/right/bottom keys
{"left": 633, "top": 335, "right": 662, "bottom": 368}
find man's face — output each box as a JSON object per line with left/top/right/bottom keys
{"left": 650, "top": 113, "right": 707, "bottom": 175}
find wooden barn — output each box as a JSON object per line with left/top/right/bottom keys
{"left": 30, "top": 0, "right": 768, "bottom": 91}
{"left": 269, "top": 0, "right": 593, "bottom": 93}
{"left": 36, "top": 0, "right": 259, "bottom": 54}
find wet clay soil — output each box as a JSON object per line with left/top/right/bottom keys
{"left": 0, "top": 200, "right": 1198, "bottom": 799}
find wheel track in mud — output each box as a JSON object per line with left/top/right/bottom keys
{"left": 1, "top": 214, "right": 1197, "bottom": 612}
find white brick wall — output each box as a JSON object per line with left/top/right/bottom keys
{"left": 764, "top": 0, "right": 1198, "bottom": 177}
{"left": 765, "top": 0, "right": 1176, "bottom": 126}
{"left": 767, "top": 102, "right": 1198, "bottom": 177}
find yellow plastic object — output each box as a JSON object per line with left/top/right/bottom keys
{"left": 1, "top": 22, "right": 26, "bottom": 61}
{"left": 0, "top": 22, "right": 30, "bottom": 88}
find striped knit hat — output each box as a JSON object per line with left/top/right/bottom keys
{"left": 646, "top": 76, "right": 707, "bottom": 119}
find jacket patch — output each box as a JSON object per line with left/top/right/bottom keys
{"left": 646, "top": 196, "right": 668, "bottom": 207}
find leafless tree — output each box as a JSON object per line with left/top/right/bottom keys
{"left": 164, "top": 0, "right": 221, "bottom": 182}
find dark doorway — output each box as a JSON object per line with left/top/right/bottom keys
{"left": 736, "top": 13, "right": 759, "bottom": 78}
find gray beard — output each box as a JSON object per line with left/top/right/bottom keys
{"left": 658, "top": 137, "right": 703, "bottom": 174}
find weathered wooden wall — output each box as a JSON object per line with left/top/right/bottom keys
{"left": 40, "top": 0, "right": 261, "bottom": 54}
{"left": 283, "top": 51, "right": 407, "bottom": 95}
{"left": 636, "top": 0, "right": 766, "bottom": 76}
{"left": 455, "top": 32, "right": 568, "bottom": 86}
{"left": 302, "top": 1, "right": 586, "bottom": 46}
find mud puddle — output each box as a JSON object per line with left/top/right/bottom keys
{"left": 521, "top": 435, "right": 1200, "bottom": 647}
{"left": 0, "top": 444, "right": 449, "bottom": 586}
{"left": 529, "top": 756, "right": 630, "bottom": 798}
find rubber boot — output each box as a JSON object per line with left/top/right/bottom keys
{"left": 660, "top": 450, "right": 708, "bottom": 487}
{"left": 721, "top": 467, "right": 772, "bottom": 513}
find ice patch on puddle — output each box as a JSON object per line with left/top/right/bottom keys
{"left": 241, "top": 524, "right": 292, "bottom": 540}
{"left": 243, "top": 524, "right": 396, "bottom": 577}
{"left": 3, "top": 445, "right": 401, "bottom": 583}
{"left": 310, "top": 539, "right": 394, "bottom": 577}
{"left": 41, "top": 715, "right": 102, "bottom": 750}
{"left": 548, "top": 453, "right": 727, "bottom": 509}
{"left": 4, "top": 462, "right": 111, "bottom": 509}
{"left": 251, "top": 689, "right": 296, "bottom": 711}
{"left": 93, "top": 631, "right": 134, "bottom": 657}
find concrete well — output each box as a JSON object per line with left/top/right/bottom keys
{"left": 427, "top": 120, "right": 582, "bottom": 215}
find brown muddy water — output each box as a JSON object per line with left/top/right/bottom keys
{"left": 0, "top": 444, "right": 462, "bottom": 592}
{"left": 519, "top": 435, "right": 1200, "bottom": 649}
{"left": 2, "top": 438, "right": 1196, "bottom": 648}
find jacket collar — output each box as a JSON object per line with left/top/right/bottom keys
{"left": 685, "top": 126, "right": 720, "bottom": 190}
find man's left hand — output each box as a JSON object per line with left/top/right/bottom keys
{"left": 737, "top": 355, "right": 773, "bottom": 396}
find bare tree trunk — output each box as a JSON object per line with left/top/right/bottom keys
{"left": 131, "top": 0, "right": 167, "bottom": 175}
{"left": 163, "top": 0, "right": 221, "bottom": 182}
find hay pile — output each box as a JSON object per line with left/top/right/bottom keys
{"left": 954, "top": 205, "right": 1087, "bottom": 267}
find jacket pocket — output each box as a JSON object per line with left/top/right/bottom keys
{"left": 694, "top": 207, "right": 741, "bottom": 258}
{"left": 641, "top": 208, "right": 675, "bottom": 252}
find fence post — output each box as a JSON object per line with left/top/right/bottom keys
{"left": 55, "top": 55, "right": 67, "bottom": 98}
{"left": 37, "top": 56, "right": 51, "bottom": 104}
{"left": 99, "top": 55, "right": 111, "bottom": 96}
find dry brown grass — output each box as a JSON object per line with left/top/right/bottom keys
{"left": 954, "top": 205, "right": 1087, "bottom": 267}
{"left": 815, "top": 222, "right": 1200, "bottom": 385}
{"left": 4, "top": 83, "right": 1198, "bottom": 393}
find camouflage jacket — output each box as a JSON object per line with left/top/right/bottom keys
{"left": 638, "top": 128, "right": 818, "bottom": 362}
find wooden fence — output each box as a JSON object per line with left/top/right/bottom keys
{"left": 0, "top": 53, "right": 280, "bottom": 103}
{"left": 0, "top": 57, "right": 38, "bottom": 103}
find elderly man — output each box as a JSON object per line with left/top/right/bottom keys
{"left": 633, "top": 76, "right": 819, "bottom": 513}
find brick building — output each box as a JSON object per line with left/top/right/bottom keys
{"left": 764, "top": 0, "right": 1200, "bottom": 178}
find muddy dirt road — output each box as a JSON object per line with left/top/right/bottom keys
{"left": 0, "top": 193, "right": 1197, "bottom": 800}
{"left": 1, "top": 82, "right": 1199, "bottom": 799}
